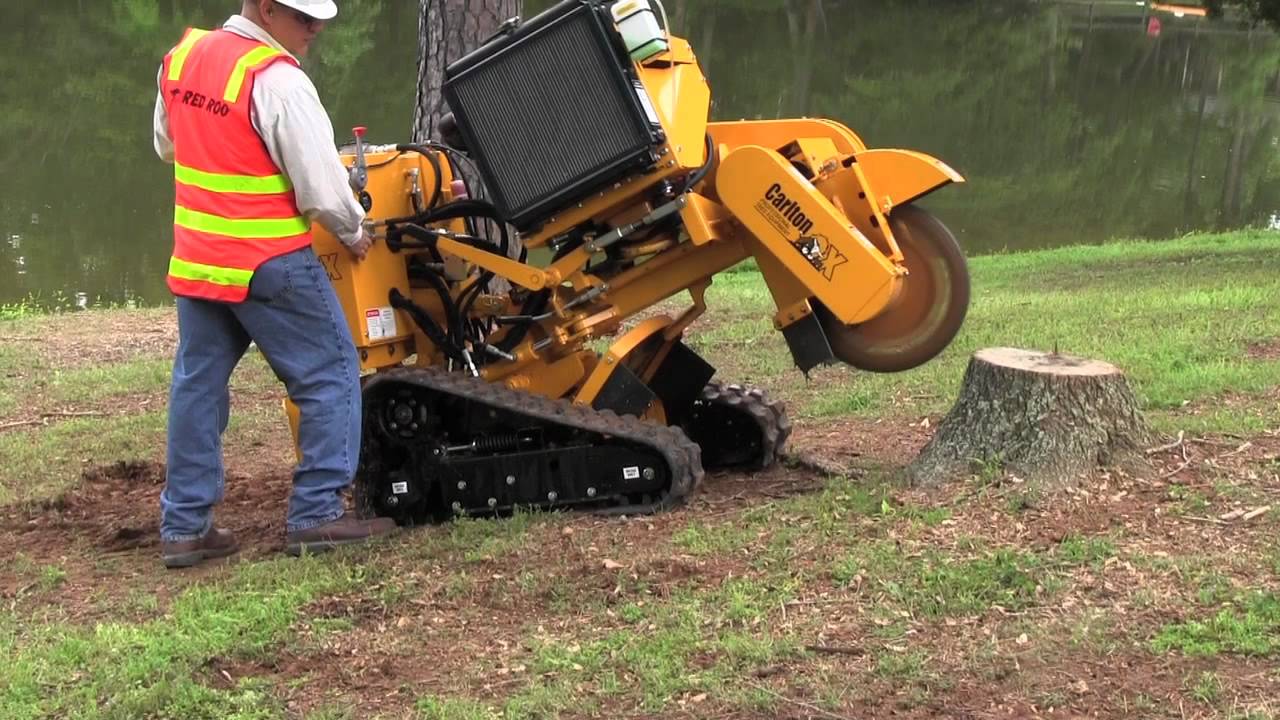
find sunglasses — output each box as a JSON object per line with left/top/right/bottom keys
{"left": 275, "top": 3, "right": 322, "bottom": 30}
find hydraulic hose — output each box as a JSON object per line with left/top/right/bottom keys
{"left": 683, "top": 134, "right": 717, "bottom": 193}
{"left": 394, "top": 143, "right": 444, "bottom": 210}
{"left": 389, "top": 288, "right": 464, "bottom": 363}
{"left": 494, "top": 290, "right": 550, "bottom": 354}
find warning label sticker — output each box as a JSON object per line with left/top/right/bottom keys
{"left": 623, "top": 466, "right": 640, "bottom": 480}
{"left": 365, "top": 306, "right": 397, "bottom": 340}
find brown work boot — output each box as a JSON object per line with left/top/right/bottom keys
{"left": 285, "top": 514, "right": 398, "bottom": 556}
{"left": 161, "top": 527, "right": 239, "bottom": 569}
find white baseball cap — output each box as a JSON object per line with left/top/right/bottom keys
{"left": 274, "top": 0, "right": 338, "bottom": 21}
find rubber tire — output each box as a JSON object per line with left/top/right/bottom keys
{"left": 820, "top": 205, "right": 970, "bottom": 373}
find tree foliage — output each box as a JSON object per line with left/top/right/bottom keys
{"left": 1209, "top": 0, "right": 1280, "bottom": 28}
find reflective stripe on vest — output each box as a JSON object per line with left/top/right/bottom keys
{"left": 167, "top": 31, "right": 286, "bottom": 102}
{"left": 223, "top": 46, "right": 286, "bottom": 102}
{"left": 166, "top": 28, "right": 211, "bottom": 82}
{"left": 168, "top": 256, "right": 254, "bottom": 289}
{"left": 174, "top": 206, "right": 310, "bottom": 239}
{"left": 174, "top": 161, "right": 292, "bottom": 194}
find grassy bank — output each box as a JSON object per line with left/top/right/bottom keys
{"left": 694, "top": 229, "right": 1280, "bottom": 433}
{"left": 1, "top": 230, "right": 1278, "bottom": 719}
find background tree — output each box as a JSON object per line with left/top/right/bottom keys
{"left": 1209, "top": 0, "right": 1280, "bottom": 28}
{"left": 412, "top": 0, "right": 522, "bottom": 143}
{"left": 2, "top": 0, "right": 1277, "bottom": 307}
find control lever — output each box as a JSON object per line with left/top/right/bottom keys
{"left": 349, "top": 126, "right": 373, "bottom": 211}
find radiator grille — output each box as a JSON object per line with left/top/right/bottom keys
{"left": 444, "top": 2, "right": 660, "bottom": 229}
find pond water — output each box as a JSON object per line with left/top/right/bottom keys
{"left": 2, "top": 0, "right": 1277, "bottom": 306}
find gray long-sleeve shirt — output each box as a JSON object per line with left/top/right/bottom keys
{"left": 153, "top": 15, "right": 364, "bottom": 247}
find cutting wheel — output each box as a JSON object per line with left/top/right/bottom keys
{"left": 820, "top": 204, "right": 969, "bottom": 373}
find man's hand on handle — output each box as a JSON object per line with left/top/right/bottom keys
{"left": 347, "top": 226, "right": 373, "bottom": 260}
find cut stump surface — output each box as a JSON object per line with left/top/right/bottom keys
{"left": 907, "top": 347, "right": 1152, "bottom": 490}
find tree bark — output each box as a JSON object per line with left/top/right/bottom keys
{"left": 1218, "top": 107, "right": 1250, "bottom": 229}
{"left": 907, "top": 348, "right": 1152, "bottom": 492}
{"left": 672, "top": 0, "right": 689, "bottom": 34}
{"left": 697, "top": 7, "right": 717, "bottom": 82}
{"left": 1183, "top": 54, "right": 1211, "bottom": 225}
{"left": 412, "top": 0, "right": 522, "bottom": 144}
{"left": 784, "top": 0, "right": 822, "bottom": 116}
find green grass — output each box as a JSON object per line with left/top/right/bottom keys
{"left": 44, "top": 359, "right": 173, "bottom": 405}
{"left": 0, "top": 340, "right": 30, "bottom": 416}
{"left": 377, "top": 483, "right": 913, "bottom": 717}
{"left": 0, "top": 299, "right": 41, "bottom": 320}
{"left": 1187, "top": 670, "right": 1224, "bottom": 705}
{"left": 1054, "top": 535, "right": 1117, "bottom": 569}
{"left": 499, "top": 578, "right": 801, "bottom": 716}
{"left": 415, "top": 697, "right": 495, "bottom": 720}
{"left": 1152, "top": 591, "right": 1280, "bottom": 657}
{"left": 872, "top": 648, "right": 941, "bottom": 708}
{"left": 436, "top": 511, "right": 538, "bottom": 563}
{"left": 0, "top": 413, "right": 168, "bottom": 505}
{"left": 404, "top": 576, "right": 798, "bottom": 717}
{"left": 1, "top": 230, "right": 1279, "bottom": 717}
{"left": 829, "top": 533, "right": 1123, "bottom": 621}
{"left": 0, "top": 351, "right": 281, "bottom": 506}
{"left": 696, "top": 230, "right": 1280, "bottom": 431}
{"left": 672, "top": 520, "right": 758, "bottom": 556}
{"left": 0, "top": 555, "right": 384, "bottom": 720}
{"left": 834, "top": 543, "right": 1044, "bottom": 618}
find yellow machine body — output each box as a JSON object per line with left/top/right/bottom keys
{"left": 310, "top": 150, "right": 439, "bottom": 369}
{"left": 286, "top": 11, "right": 970, "bottom": 518}
{"left": 714, "top": 145, "right": 902, "bottom": 325}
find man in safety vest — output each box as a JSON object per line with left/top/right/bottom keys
{"left": 153, "top": 0, "right": 394, "bottom": 568}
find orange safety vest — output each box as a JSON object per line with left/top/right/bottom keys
{"left": 160, "top": 28, "right": 312, "bottom": 302}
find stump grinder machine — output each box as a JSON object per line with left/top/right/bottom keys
{"left": 292, "top": 0, "right": 970, "bottom": 524}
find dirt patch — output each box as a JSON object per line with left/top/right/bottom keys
{"left": 0, "top": 460, "right": 294, "bottom": 557}
{"left": 3, "top": 400, "right": 1279, "bottom": 717}
{"left": 81, "top": 459, "right": 163, "bottom": 486}
{"left": 0, "top": 453, "right": 300, "bottom": 618}
{"left": 3, "top": 310, "right": 177, "bottom": 371}
{"left": 233, "top": 427, "right": 1280, "bottom": 720}
{"left": 787, "top": 415, "right": 936, "bottom": 475}
{"left": 7, "top": 460, "right": 170, "bottom": 552}
{"left": 904, "top": 649, "right": 1277, "bottom": 719}
{"left": 1246, "top": 337, "right": 1280, "bottom": 361}
{"left": 303, "top": 593, "right": 390, "bottom": 624}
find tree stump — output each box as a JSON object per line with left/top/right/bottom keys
{"left": 907, "top": 348, "right": 1152, "bottom": 491}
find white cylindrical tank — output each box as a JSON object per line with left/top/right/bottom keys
{"left": 610, "top": 0, "right": 669, "bottom": 62}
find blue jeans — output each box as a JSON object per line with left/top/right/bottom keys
{"left": 160, "top": 247, "right": 361, "bottom": 541}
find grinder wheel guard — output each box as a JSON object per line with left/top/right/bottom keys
{"left": 820, "top": 204, "right": 970, "bottom": 373}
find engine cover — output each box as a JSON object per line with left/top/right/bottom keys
{"left": 443, "top": 0, "right": 665, "bottom": 230}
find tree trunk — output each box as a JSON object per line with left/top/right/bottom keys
{"left": 1218, "top": 107, "right": 1249, "bottom": 229}
{"left": 1183, "top": 54, "right": 1210, "bottom": 225}
{"left": 672, "top": 0, "right": 689, "bottom": 34}
{"left": 907, "top": 348, "right": 1152, "bottom": 492}
{"left": 412, "top": 0, "right": 524, "bottom": 276}
{"left": 412, "top": 0, "right": 522, "bottom": 144}
{"left": 783, "top": 0, "right": 822, "bottom": 116}
{"left": 1045, "top": 6, "right": 1059, "bottom": 98}
{"left": 697, "top": 4, "right": 718, "bottom": 82}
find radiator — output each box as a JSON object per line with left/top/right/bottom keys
{"left": 443, "top": 0, "right": 665, "bottom": 230}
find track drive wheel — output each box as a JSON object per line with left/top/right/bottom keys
{"left": 819, "top": 204, "right": 969, "bottom": 373}
{"left": 681, "top": 383, "right": 792, "bottom": 471}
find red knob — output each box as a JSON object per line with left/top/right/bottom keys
{"left": 353, "top": 126, "right": 367, "bottom": 138}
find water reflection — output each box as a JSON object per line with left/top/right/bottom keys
{"left": 1, "top": 0, "right": 1277, "bottom": 307}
